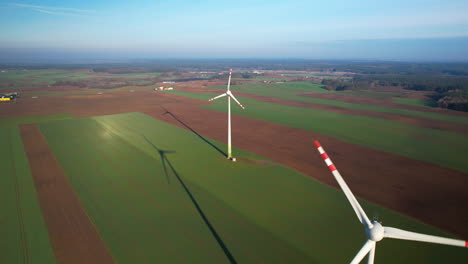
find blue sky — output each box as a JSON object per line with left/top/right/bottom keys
{"left": 1, "top": 0, "right": 468, "bottom": 61}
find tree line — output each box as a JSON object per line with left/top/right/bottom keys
{"left": 321, "top": 75, "right": 468, "bottom": 112}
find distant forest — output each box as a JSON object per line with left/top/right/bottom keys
{"left": 321, "top": 73, "right": 468, "bottom": 112}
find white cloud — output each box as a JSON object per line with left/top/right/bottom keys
{"left": 10, "top": 3, "right": 94, "bottom": 16}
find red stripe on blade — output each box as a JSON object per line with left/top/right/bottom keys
{"left": 328, "top": 164, "right": 337, "bottom": 172}
{"left": 465, "top": 241, "right": 468, "bottom": 247}
{"left": 321, "top": 153, "right": 329, "bottom": 160}
{"left": 314, "top": 140, "right": 321, "bottom": 148}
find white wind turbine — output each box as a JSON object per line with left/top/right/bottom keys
{"left": 313, "top": 140, "right": 467, "bottom": 264}
{"left": 208, "top": 69, "right": 245, "bottom": 161}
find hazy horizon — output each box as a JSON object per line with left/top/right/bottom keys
{"left": 1, "top": 0, "right": 468, "bottom": 63}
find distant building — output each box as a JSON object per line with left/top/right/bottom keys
{"left": 0, "top": 95, "right": 11, "bottom": 101}
{"left": 1, "top": 93, "right": 17, "bottom": 101}
{"left": 155, "top": 86, "right": 174, "bottom": 91}
{"left": 163, "top": 81, "right": 175, "bottom": 84}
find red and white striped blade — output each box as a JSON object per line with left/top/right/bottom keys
{"left": 384, "top": 226, "right": 467, "bottom": 248}
{"left": 314, "top": 140, "right": 372, "bottom": 228}
{"left": 208, "top": 93, "right": 227, "bottom": 102}
{"left": 229, "top": 93, "right": 245, "bottom": 110}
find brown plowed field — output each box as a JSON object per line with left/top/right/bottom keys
{"left": 0, "top": 91, "right": 198, "bottom": 118}
{"left": 2, "top": 89, "right": 467, "bottom": 239}
{"left": 20, "top": 124, "right": 114, "bottom": 264}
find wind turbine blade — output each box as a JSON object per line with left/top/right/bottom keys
{"left": 314, "top": 140, "right": 373, "bottom": 228}
{"left": 350, "top": 240, "right": 375, "bottom": 264}
{"left": 208, "top": 93, "right": 227, "bottom": 102}
{"left": 384, "top": 226, "right": 467, "bottom": 248}
{"left": 367, "top": 244, "right": 375, "bottom": 264}
{"left": 226, "top": 68, "right": 232, "bottom": 91}
{"left": 228, "top": 93, "right": 245, "bottom": 109}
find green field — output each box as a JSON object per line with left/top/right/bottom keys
{"left": 0, "top": 69, "right": 160, "bottom": 90}
{"left": 37, "top": 112, "right": 467, "bottom": 263}
{"left": 337, "top": 90, "right": 404, "bottom": 100}
{"left": 278, "top": 72, "right": 352, "bottom": 79}
{"left": 393, "top": 98, "right": 437, "bottom": 108}
{"left": 0, "top": 70, "right": 98, "bottom": 89}
{"left": 0, "top": 125, "right": 55, "bottom": 264}
{"left": 204, "top": 82, "right": 468, "bottom": 124}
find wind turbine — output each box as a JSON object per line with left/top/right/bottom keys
{"left": 208, "top": 69, "right": 245, "bottom": 162}
{"left": 313, "top": 140, "right": 467, "bottom": 264}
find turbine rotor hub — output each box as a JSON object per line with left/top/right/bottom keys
{"left": 366, "top": 221, "right": 384, "bottom": 242}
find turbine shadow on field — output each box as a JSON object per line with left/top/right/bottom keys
{"left": 142, "top": 135, "right": 237, "bottom": 264}
{"left": 161, "top": 107, "right": 227, "bottom": 158}
{"left": 143, "top": 135, "right": 174, "bottom": 184}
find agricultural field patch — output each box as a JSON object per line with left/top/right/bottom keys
{"left": 393, "top": 98, "right": 438, "bottom": 108}
{"left": 0, "top": 70, "right": 96, "bottom": 89}
{"left": 170, "top": 90, "right": 468, "bottom": 173}
{"left": 0, "top": 125, "right": 55, "bottom": 264}
{"left": 336, "top": 90, "right": 404, "bottom": 100}
{"left": 0, "top": 69, "right": 161, "bottom": 91}
{"left": 38, "top": 112, "right": 468, "bottom": 263}
{"left": 205, "top": 82, "right": 468, "bottom": 124}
